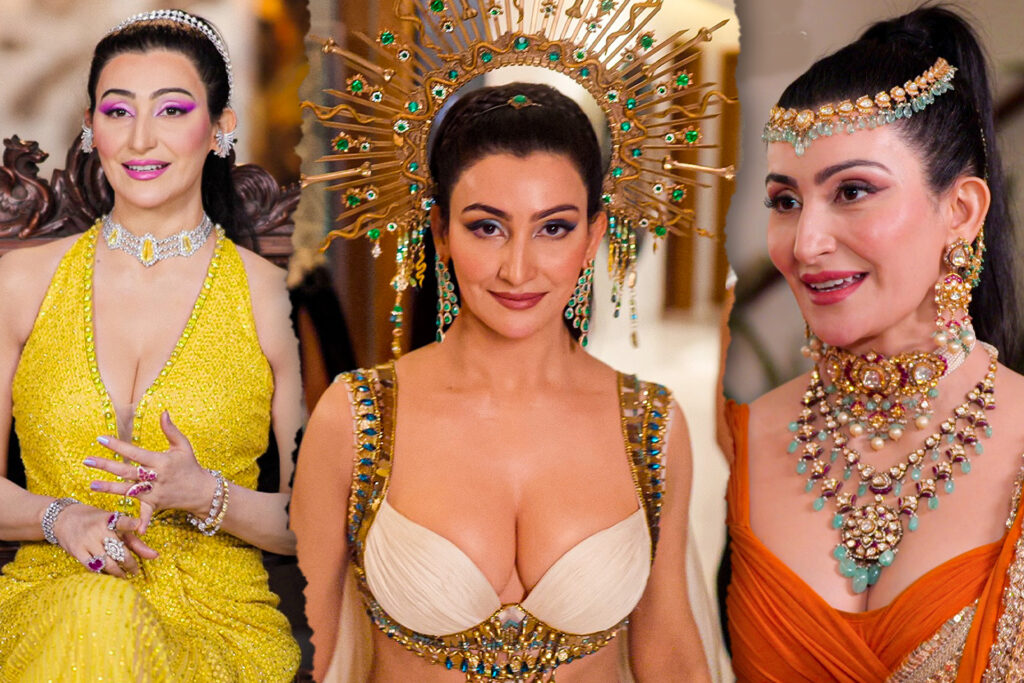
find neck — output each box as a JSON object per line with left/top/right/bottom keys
{"left": 435, "top": 311, "right": 586, "bottom": 391}
{"left": 109, "top": 197, "right": 207, "bottom": 239}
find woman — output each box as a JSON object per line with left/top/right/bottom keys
{"left": 293, "top": 82, "right": 710, "bottom": 682}
{"left": 726, "top": 7, "right": 1024, "bottom": 681}
{"left": 0, "top": 10, "right": 301, "bottom": 680}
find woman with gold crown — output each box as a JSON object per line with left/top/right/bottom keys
{"left": 0, "top": 10, "right": 301, "bottom": 680}
{"left": 725, "top": 6, "right": 1024, "bottom": 681}
{"left": 292, "top": 1, "right": 733, "bottom": 681}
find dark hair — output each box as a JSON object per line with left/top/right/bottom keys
{"left": 428, "top": 81, "right": 606, "bottom": 222}
{"left": 777, "top": 6, "right": 1021, "bottom": 368}
{"left": 87, "top": 14, "right": 253, "bottom": 246}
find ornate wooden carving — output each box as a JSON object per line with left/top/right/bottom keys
{"left": 0, "top": 136, "right": 298, "bottom": 265}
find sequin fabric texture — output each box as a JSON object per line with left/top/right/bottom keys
{"left": 343, "top": 363, "right": 671, "bottom": 681}
{"left": 0, "top": 227, "right": 300, "bottom": 681}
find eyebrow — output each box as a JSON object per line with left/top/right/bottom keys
{"left": 765, "top": 159, "right": 892, "bottom": 188}
{"left": 461, "top": 203, "right": 580, "bottom": 221}
{"left": 99, "top": 87, "right": 196, "bottom": 100}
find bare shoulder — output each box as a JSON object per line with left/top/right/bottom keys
{"left": 234, "top": 245, "right": 287, "bottom": 300}
{"left": 0, "top": 236, "right": 80, "bottom": 343}
{"left": 748, "top": 371, "right": 811, "bottom": 436}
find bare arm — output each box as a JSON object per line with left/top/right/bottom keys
{"left": 292, "top": 379, "right": 354, "bottom": 680}
{"left": 627, "top": 401, "right": 712, "bottom": 682}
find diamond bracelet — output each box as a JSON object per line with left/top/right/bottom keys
{"left": 41, "top": 497, "right": 80, "bottom": 545}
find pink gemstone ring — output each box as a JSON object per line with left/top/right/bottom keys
{"left": 125, "top": 482, "right": 153, "bottom": 498}
{"left": 86, "top": 555, "right": 105, "bottom": 572}
{"left": 137, "top": 466, "right": 158, "bottom": 483}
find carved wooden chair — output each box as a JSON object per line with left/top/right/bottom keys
{"left": 0, "top": 135, "right": 313, "bottom": 676}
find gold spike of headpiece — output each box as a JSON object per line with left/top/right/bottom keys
{"left": 302, "top": 0, "right": 736, "bottom": 356}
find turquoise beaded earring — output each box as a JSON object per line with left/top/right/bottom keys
{"left": 565, "top": 260, "right": 594, "bottom": 347}
{"left": 435, "top": 254, "right": 459, "bottom": 342}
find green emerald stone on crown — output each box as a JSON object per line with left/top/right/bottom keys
{"left": 514, "top": 36, "right": 529, "bottom": 50}
{"left": 379, "top": 30, "right": 395, "bottom": 46}
{"left": 481, "top": 51, "right": 493, "bottom": 63}
{"left": 676, "top": 73, "right": 691, "bottom": 87}
{"left": 429, "top": 0, "right": 444, "bottom": 12}
{"left": 684, "top": 129, "right": 700, "bottom": 143}
{"left": 368, "top": 228, "right": 381, "bottom": 239}
{"left": 513, "top": 94, "right": 528, "bottom": 105}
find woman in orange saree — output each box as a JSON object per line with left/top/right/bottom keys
{"left": 725, "top": 7, "right": 1024, "bottom": 681}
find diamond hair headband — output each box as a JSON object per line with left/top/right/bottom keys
{"left": 107, "top": 9, "right": 234, "bottom": 104}
{"left": 762, "top": 57, "right": 956, "bottom": 156}
{"left": 302, "top": 0, "right": 736, "bottom": 355}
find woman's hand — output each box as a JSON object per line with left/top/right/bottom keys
{"left": 51, "top": 503, "right": 158, "bottom": 577}
{"left": 85, "top": 411, "right": 217, "bottom": 533}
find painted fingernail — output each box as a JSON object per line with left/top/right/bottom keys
{"left": 97, "top": 436, "right": 110, "bottom": 445}
{"left": 83, "top": 458, "right": 95, "bottom": 467}
{"left": 90, "top": 482, "right": 102, "bottom": 491}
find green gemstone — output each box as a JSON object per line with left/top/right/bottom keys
{"left": 908, "top": 515, "right": 919, "bottom": 531}
{"left": 851, "top": 569, "right": 869, "bottom": 594}
{"left": 611, "top": 167, "right": 623, "bottom": 178}
{"left": 878, "top": 549, "right": 895, "bottom": 567}
{"left": 832, "top": 545, "right": 847, "bottom": 560}
{"left": 620, "top": 122, "right": 631, "bottom": 131}
{"left": 379, "top": 30, "right": 395, "bottom": 45}
{"left": 368, "top": 228, "right": 381, "bottom": 239}
{"left": 626, "top": 98, "right": 636, "bottom": 110}
{"left": 961, "top": 461, "right": 971, "bottom": 474}
{"left": 548, "top": 52, "right": 560, "bottom": 61}
{"left": 867, "top": 564, "right": 882, "bottom": 585}
{"left": 839, "top": 556, "right": 857, "bottom": 577}
{"left": 429, "top": 0, "right": 444, "bottom": 12}
{"left": 601, "top": 0, "right": 614, "bottom": 10}
{"left": 346, "top": 194, "right": 360, "bottom": 207}
{"left": 601, "top": 193, "right": 612, "bottom": 204}
{"left": 513, "top": 94, "right": 528, "bottom": 105}
{"left": 350, "top": 79, "right": 364, "bottom": 93}
{"left": 676, "top": 73, "right": 690, "bottom": 87}
{"left": 481, "top": 51, "right": 493, "bottom": 63}
{"left": 804, "top": 480, "right": 814, "bottom": 493}
{"left": 812, "top": 497, "right": 825, "bottom": 511}
{"left": 631, "top": 148, "right": 641, "bottom": 158}
{"left": 640, "top": 35, "right": 654, "bottom": 49}
{"left": 684, "top": 129, "right": 700, "bottom": 143}
{"left": 945, "top": 479, "right": 955, "bottom": 494}
{"left": 448, "top": 70, "right": 458, "bottom": 80}
{"left": 580, "top": 67, "right": 591, "bottom": 77}
{"left": 514, "top": 37, "right": 529, "bottom": 50}
{"left": 928, "top": 497, "right": 939, "bottom": 510}
{"left": 671, "top": 189, "right": 685, "bottom": 202}
{"left": 335, "top": 138, "right": 349, "bottom": 151}
{"left": 407, "top": 101, "right": 420, "bottom": 113}
{"left": 409, "top": 162, "right": 419, "bottom": 171}
{"left": 607, "top": 92, "right": 618, "bottom": 102}
{"left": 831, "top": 514, "right": 843, "bottom": 529}
{"left": 796, "top": 461, "right": 807, "bottom": 475}
{"left": 654, "top": 225, "right": 667, "bottom": 236}
{"left": 575, "top": 50, "right": 586, "bottom": 60}
{"left": 410, "top": 183, "right": 419, "bottom": 193}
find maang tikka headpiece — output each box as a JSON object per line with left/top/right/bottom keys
{"left": 763, "top": 57, "right": 956, "bottom": 156}
{"left": 302, "top": 0, "right": 736, "bottom": 357}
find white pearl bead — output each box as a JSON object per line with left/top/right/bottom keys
{"left": 837, "top": 411, "right": 850, "bottom": 425}
{"left": 935, "top": 331, "right": 949, "bottom": 346}
{"left": 889, "top": 427, "right": 903, "bottom": 441}
{"left": 915, "top": 415, "right": 930, "bottom": 429}
{"left": 849, "top": 422, "right": 865, "bottom": 437}
{"left": 871, "top": 436, "right": 885, "bottom": 451}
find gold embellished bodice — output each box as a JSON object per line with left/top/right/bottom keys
{"left": 342, "top": 364, "right": 670, "bottom": 682}
{"left": 1, "top": 226, "right": 299, "bottom": 681}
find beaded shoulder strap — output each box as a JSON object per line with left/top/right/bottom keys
{"left": 341, "top": 363, "right": 396, "bottom": 571}
{"left": 618, "top": 373, "right": 672, "bottom": 559}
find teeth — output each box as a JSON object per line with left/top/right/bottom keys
{"left": 808, "top": 275, "right": 861, "bottom": 292}
{"left": 127, "top": 164, "right": 163, "bottom": 171}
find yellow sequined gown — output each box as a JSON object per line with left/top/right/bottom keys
{"left": 0, "top": 227, "right": 300, "bottom": 682}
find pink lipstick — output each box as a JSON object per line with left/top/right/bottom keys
{"left": 122, "top": 159, "right": 169, "bottom": 181}
{"left": 800, "top": 270, "right": 866, "bottom": 305}
{"left": 490, "top": 291, "right": 545, "bottom": 310}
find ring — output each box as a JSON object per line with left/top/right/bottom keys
{"left": 136, "top": 466, "right": 158, "bottom": 483}
{"left": 125, "top": 482, "right": 153, "bottom": 498}
{"left": 106, "top": 511, "right": 122, "bottom": 531}
{"left": 86, "top": 555, "right": 105, "bottom": 572}
{"left": 103, "top": 537, "right": 127, "bottom": 564}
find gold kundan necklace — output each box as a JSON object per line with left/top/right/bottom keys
{"left": 788, "top": 333, "right": 997, "bottom": 593}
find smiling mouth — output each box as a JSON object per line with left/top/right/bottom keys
{"left": 124, "top": 163, "right": 168, "bottom": 172}
{"left": 805, "top": 273, "right": 866, "bottom": 292}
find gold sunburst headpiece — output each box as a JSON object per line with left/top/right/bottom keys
{"left": 302, "top": 0, "right": 736, "bottom": 356}
{"left": 762, "top": 57, "right": 956, "bottom": 156}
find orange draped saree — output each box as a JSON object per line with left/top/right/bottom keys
{"left": 725, "top": 402, "right": 1024, "bottom": 682}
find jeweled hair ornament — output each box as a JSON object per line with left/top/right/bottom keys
{"left": 302, "top": 0, "right": 736, "bottom": 356}
{"left": 763, "top": 56, "right": 956, "bottom": 156}
{"left": 106, "top": 9, "right": 234, "bottom": 105}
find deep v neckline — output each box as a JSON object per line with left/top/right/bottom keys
{"left": 83, "top": 226, "right": 225, "bottom": 441}
{"left": 379, "top": 364, "right": 648, "bottom": 604}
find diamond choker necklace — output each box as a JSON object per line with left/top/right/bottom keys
{"left": 101, "top": 213, "right": 215, "bottom": 267}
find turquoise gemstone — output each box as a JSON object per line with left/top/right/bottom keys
{"left": 929, "top": 497, "right": 939, "bottom": 510}
{"left": 805, "top": 480, "right": 814, "bottom": 493}
{"left": 879, "top": 549, "right": 895, "bottom": 566}
{"left": 867, "top": 564, "right": 882, "bottom": 586}
{"left": 894, "top": 482, "right": 902, "bottom": 495}
{"left": 831, "top": 514, "right": 843, "bottom": 529}
{"left": 833, "top": 545, "right": 848, "bottom": 560}
{"left": 812, "top": 497, "right": 825, "bottom": 511}
{"left": 858, "top": 483, "right": 867, "bottom": 496}
{"left": 787, "top": 440, "right": 799, "bottom": 454}
{"left": 946, "top": 434, "right": 955, "bottom": 443}
{"left": 928, "top": 388, "right": 939, "bottom": 398}
{"left": 788, "top": 422, "right": 798, "bottom": 432}
{"left": 796, "top": 461, "right": 808, "bottom": 475}
{"left": 945, "top": 480, "right": 955, "bottom": 494}
{"left": 911, "top": 467, "right": 921, "bottom": 481}
{"left": 909, "top": 515, "right": 919, "bottom": 531}
{"left": 830, "top": 450, "right": 839, "bottom": 462}
{"left": 932, "top": 450, "right": 940, "bottom": 460}
{"left": 985, "top": 427, "right": 993, "bottom": 438}
{"left": 843, "top": 468, "right": 852, "bottom": 480}
{"left": 961, "top": 461, "right": 972, "bottom": 474}
{"left": 839, "top": 557, "right": 857, "bottom": 577}
{"left": 851, "top": 569, "right": 869, "bottom": 594}
{"left": 866, "top": 401, "right": 876, "bottom": 410}
{"left": 975, "top": 443, "right": 984, "bottom": 454}
{"left": 818, "top": 431, "right": 827, "bottom": 441}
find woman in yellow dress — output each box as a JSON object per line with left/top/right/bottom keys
{"left": 0, "top": 10, "right": 301, "bottom": 681}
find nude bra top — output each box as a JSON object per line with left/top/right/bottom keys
{"left": 341, "top": 363, "right": 672, "bottom": 681}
